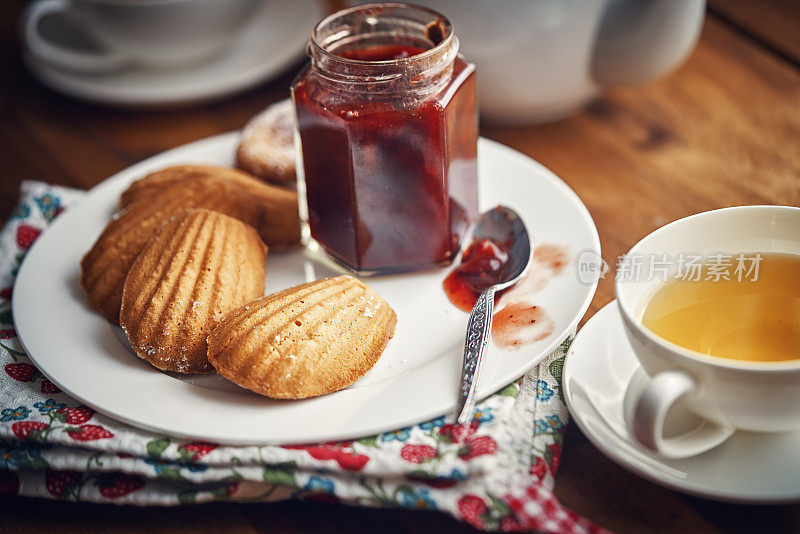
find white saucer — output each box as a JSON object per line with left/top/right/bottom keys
{"left": 564, "top": 301, "right": 800, "bottom": 504}
{"left": 21, "top": 0, "right": 324, "bottom": 107}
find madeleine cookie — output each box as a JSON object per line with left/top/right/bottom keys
{"left": 81, "top": 173, "right": 298, "bottom": 322}
{"left": 208, "top": 276, "right": 397, "bottom": 399}
{"left": 120, "top": 209, "right": 267, "bottom": 374}
{"left": 235, "top": 99, "right": 296, "bottom": 187}
{"left": 119, "top": 164, "right": 294, "bottom": 209}
{"left": 118, "top": 165, "right": 300, "bottom": 248}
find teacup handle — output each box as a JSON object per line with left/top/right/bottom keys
{"left": 630, "top": 369, "right": 735, "bottom": 459}
{"left": 22, "top": 0, "right": 129, "bottom": 74}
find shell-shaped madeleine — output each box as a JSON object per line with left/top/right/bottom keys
{"left": 119, "top": 164, "right": 295, "bottom": 210}
{"left": 81, "top": 170, "right": 298, "bottom": 323}
{"left": 120, "top": 209, "right": 267, "bottom": 374}
{"left": 208, "top": 276, "right": 397, "bottom": 399}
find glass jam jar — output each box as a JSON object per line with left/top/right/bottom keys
{"left": 292, "top": 3, "right": 478, "bottom": 275}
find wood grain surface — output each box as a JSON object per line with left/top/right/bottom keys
{"left": 708, "top": 0, "right": 800, "bottom": 65}
{"left": 1, "top": 0, "right": 799, "bottom": 532}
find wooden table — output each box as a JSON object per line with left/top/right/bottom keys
{"left": 1, "top": 1, "right": 799, "bottom": 532}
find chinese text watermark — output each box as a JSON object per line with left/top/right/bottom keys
{"left": 576, "top": 251, "right": 762, "bottom": 284}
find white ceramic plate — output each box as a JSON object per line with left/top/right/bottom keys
{"left": 564, "top": 301, "right": 800, "bottom": 504}
{"left": 21, "top": 0, "right": 324, "bottom": 107}
{"left": 13, "top": 134, "right": 599, "bottom": 445}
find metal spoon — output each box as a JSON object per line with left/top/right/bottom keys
{"left": 455, "top": 206, "right": 532, "bottom": 426}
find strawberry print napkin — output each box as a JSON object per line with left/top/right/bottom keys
{"left": 0, "top": 181, "right": 605, "bottom": 533}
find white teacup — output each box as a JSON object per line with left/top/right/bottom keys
{"left": 616, "top": 206, "right": 800, "bottom": 459}
{"left": 22, "top": 0, "right": 265, "bottom": 73}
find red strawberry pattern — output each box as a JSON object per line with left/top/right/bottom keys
{"left": 310, "top": 445, "right": 340, "bottom": 460}
{"left": 66, "top": 424, "right": 113, "bottom": 441}
{"left": 0, "top": 287, "right": 12, "bottom": 300}
{"left": 57, "top": 406, "right": 94, "bottom": 425}
{"left": 529, "top": 457, "right": 548, "bottom": 479}
{"left": 335, "top": 450, "right": 369, "bottom": 471}
{"left": 0, "top": 470, "right": 20, "bottom": 495}
{"left": 0, "top": 329, "right": 16, "bottom": 339}
{"left": 458, "top": 494, "right": 488, "bottom": 528}
{"left": 400, "top": 444, "right": 438, "bottom": 464}
{"left": 285, "top": 444, "right": 338, "bottom": 460}
{"left": 459, "top": 436, "right": 498, "bottom": 460}
{"left": 179, "top": 442, "right": 217, "bottom": 460}
{"left": 45, "top": 470, "right": 82, "bottom": 498}
{"left": 15, "top": 224, "right": 41, "bottom": 249}
{"left": 439, "top": 422, "right": 478, "bottom": 443}
{"left": 40, "top": 379, "right": 62, "bottom": 394}
{"left": 285, "top": 443, "right": 370, "bottom": 471}
{"left": 98, "top": 473, "right": 145, "bottom": 499}
{"left": 12, "top": 421, "right": 49, "bottom": 440}
{"left": 5, "top": 362, "right": 36, "bottom": 382}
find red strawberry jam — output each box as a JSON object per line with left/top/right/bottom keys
{"left": 337, "top": 44, "right": 425, "bottom": 61}
{"left": 292, "top": 4, "right": 478, "bottom": 275}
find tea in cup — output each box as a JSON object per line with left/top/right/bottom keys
{"left": 641, "top": 252, "right": 800, "bottom": 363}
{"left": 615, "top": 206, "right": 800, "bottom": 458}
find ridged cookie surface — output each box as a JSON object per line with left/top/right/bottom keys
{"left": 208, "top": 276, "right": 397, "bottom": 399}
{"left": 119, "top": 164, "right": 296, "bottom": 210}
{"left": 120, "top": 209, "right": 267, "bottom": 374}
{"left": 81, "top": 171, "right": 298, "bottom": 322}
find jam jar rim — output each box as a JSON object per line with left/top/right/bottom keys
{"left": 306, "top": 2, "right": 458, "bottom": 91}
{"left": 310, "top": 3, "right": 454, "bottom": 66}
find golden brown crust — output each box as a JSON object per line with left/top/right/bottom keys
{"left": 207, "top": 276, "right": 397, "bottom": 399}
{"left": 119, "top": 165, "right": 294, "bottom": 209}
{"left": 120, "top": 209, "right": 267, "bottom": 374}
{"left": 118, "top": 165, "right": 300, "bottom": 251}
{"left": 81, "top": 169, "right": 299, "bottom": 322}
{"left": 235, "top": 99, "right": 296, "bottom": 187}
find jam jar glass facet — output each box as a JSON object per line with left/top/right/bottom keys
{"left": 292, "top": 3, "right": 478, "bottom": 275}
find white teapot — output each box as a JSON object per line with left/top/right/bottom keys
{"left": 408, "top": 0, "right": 705, "bottom": 123}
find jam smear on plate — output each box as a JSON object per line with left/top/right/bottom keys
{"left": 491, "top": 303, "right": 555, "bottom": 349}
{"left": 444, "top": 241, "right": 566, "bottom": 349}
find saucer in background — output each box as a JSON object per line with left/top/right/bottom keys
{"left": 21, "top": 0, "right": 324, "bottom": 107}
{"left": 564, "top": 301, "right": 800, "bottom": 504}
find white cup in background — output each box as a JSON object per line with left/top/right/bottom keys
{"left": 616, "top": 206, "right": 800, "bottom": 459}
{"left": 22, "top": 0, "right": 266, "bottom": 73}
{"left": 351, "top": 0, "right": 706, "bottom": 124}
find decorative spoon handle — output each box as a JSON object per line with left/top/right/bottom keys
{"left": 455, "top": 286, "right": 496, "bottom": 426}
